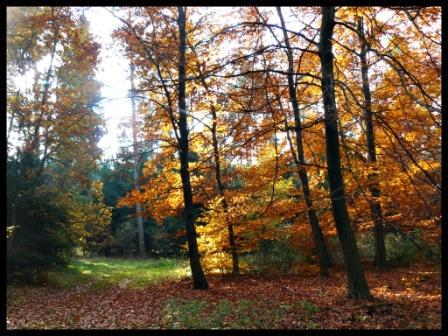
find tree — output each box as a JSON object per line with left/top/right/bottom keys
{"left": 113, "top": 6, "right": 440, "bottom": 280}
{"left": 319, "top": 6, "right": 371, "bottom": 299}
{"left": 356, "top": 16, "right": 387, "bottom": 269}
{"left": 331, "top": 7, "right": 440, "bottom": 261}
{"left": 7, "top": 152, "right": 73, "bottom": 282}
{"left": 177, "top": 6, "right": 209, "bottom": 289}
{"left": 275, "top": 6, "right": 331, "bottom": 277}
{"left": 7, "top": 7, "right": 110, "bottom": 281}
{"left": 112, "top": 6, "right": 208, "bottom": 289}
{"left": 130, "top": 64, "right": 146, "bottom": 258}
{"left": 187, "top": 29, "right": 240, "bottom": 275}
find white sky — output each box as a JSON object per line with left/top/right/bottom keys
{"left": 84, "top": 6, "right": 132, "bottom": 159}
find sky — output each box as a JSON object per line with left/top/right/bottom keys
{"left": 84, "top": 7, "right": 132, "bottom": 159}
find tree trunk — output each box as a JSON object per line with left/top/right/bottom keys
{"left": 177, "top": 6, "right": 208, "bottom": 289}
{"left": 210, "top": 105, "right": 239, "bottom": 275}
{"left": 319, "top": 6, "right": 371, "bottom": 299}
{"left": 357, "top": 17, "right": 387, "bottom": 270}
{"left": 130, "top": 64, "right": 146, "bottom": 258}
{"left": 276, "top": 7, "right": 331, "bottom": 277}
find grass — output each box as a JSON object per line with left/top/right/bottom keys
{"left": 46, "top": 257, "right": 191, "bottom": 289}
{"left": 162, "top": 298, "right": 321, "bottom": 329}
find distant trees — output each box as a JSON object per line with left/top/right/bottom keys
{"left": 91, "top": 152, "right": 187, "bottom": 258}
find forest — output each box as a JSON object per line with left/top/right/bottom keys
{"left": 6, "top": 6, "right": 441, "bottom": 329}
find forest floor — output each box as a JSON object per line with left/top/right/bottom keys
{"left": 7, "top": 258, "right": 441, "bottom": 329}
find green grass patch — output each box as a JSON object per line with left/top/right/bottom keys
{"left": 46, "top": 257, "right": 191, "bottom": 289}
{"left": 162, "top": 298, "right": 321, "bottom": 329}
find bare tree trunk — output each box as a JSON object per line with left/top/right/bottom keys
{"left": 130, "top": 64, "right": 146, "bottom": 258}
{"left": 276, "top": 7, "right": 331, "bottom": 277}
{"left": 357, "top": 17, "right": 387, "bottom": 270}
{"left": 177, "top": 6, "right": 208, "bottom": 289}
{"left": 319, "top": 6, "right": 371, "bottom": 299}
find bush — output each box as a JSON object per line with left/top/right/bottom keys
{"left": 114, "top": 221, "right": 138, "bottom": 256}
{"left": 243, "top": 239, "right": 305, "bottom": 274}
{"left": 327, "top": 230, "right": 430, "bottom": 267}
{"left": 151, "top": 216, "right": 188, "bottom": 257}
{"left": 7, "top": 190, "right": 74, "bottom": 284}
{"left": 356, "top": 232, "right": 376, "bottom": 262}
{"left": 385, "top": 230, "right": 420, "bottom": 266}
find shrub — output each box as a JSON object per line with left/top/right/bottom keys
{"left": 356, "top": 232, "right": 376, "bottom": 262}
{"left": 295, "top": 300, "right": 320, "bottom": 316}
{"left": 7, "top": 186, "right": 74, "bottom": 284}
{"left": 385, "top": 230, "right": 420, "bottom": 266}
{"left": 243, "top": 239, "right": 305, "bottom": 274}
{"left": 114, "top": 221, "right": 138, "bottom": 256}
{"left": 327, "top": 230, "right": 433, "bottom": 267}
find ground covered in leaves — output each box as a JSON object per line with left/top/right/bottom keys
{"left": 7, "top": 262, "right": 441, "bottom": 329}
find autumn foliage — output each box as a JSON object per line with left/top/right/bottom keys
{"left": 6, "top": 5, "right": 441, "bottom": 328}
{"left": 115, "top": 6, "right": 440, "bottom": 275}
